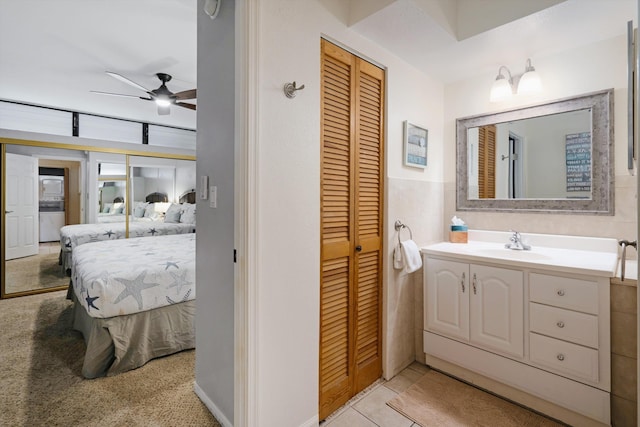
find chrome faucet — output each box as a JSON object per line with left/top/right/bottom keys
{"left": 505, "top": 231, "right": 531, "bottom": 251}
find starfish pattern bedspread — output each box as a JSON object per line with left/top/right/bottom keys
{"left": 71, "top": 233, "right": 196, "bottom": 318}
{"left": 60, "top": 221, "right": 195, "bottom": 272}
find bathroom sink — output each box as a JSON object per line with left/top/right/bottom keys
{"left": 477, "top": 249, "right": 552, "bottom": 261}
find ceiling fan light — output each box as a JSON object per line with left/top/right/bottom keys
{"left": 155, "top": 98, "right": 171, "bottom": 107}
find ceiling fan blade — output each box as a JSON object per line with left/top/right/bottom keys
{"left": 106, "top": 71, "right": 150, "bottom": 93}
{"left": 175, "top": 102, "right": 196, "bottom": 111}
{"left": 91, "top": 90, "right": 151, "bottom": 100}
{"left": 174, "top": 89, "right": 197, "bottom": 100}
{"left": 157, "top": 104, "right": 171, "bottom": 115}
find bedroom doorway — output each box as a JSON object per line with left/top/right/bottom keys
{"left": 319, "top": 39, "right": 385, "bottom": 420}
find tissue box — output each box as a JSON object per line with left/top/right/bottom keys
{"left": 449, "top": 225, "right": 468, "bottom": 243}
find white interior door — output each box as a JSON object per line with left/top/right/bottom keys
{"left": 5, "top": 153, "right": 39, "bottom": 260}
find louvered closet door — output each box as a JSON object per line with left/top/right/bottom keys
{"left": 478, "top": 125, "right": 496, "bottom": 198}
{"left": 319, "top": 39, "right": 384, "bottom": 421}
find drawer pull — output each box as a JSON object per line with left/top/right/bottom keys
{"left": 556, "top": 321, "right": 565, "bottom": 328}
{"left": 557, "top": 353, "right": 565, "bottom": 361}
{"left": 461, "top": 272, "right": 465, "bottom": 293}
{"left": 557, "top": 289, "right": 565, "bottom": 296}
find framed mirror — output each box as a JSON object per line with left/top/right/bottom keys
{"left": 456, "top": 89, "right": 614, "bottom": 214}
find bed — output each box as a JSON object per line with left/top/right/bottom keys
{"left": 69, "top": 233, "right": 196, "bottom": 378}
{"left": 60, "top": 191, "right": 197, "bottom": 273}
{"left": 59, "top": 212, "right": 195, "bottom": 273}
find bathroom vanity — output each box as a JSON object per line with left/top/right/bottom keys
{"left": 422, "top": 230, "right": 618, "bottom": 426}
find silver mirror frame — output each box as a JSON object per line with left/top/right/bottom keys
{"left": 456, "top": 89, "right": 614, "bottom": 215}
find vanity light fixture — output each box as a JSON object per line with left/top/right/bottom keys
{"left": 517, "top": 59, "right": 542, "bottom": 94}
{"left": 489, "top": 66, "right": 514, "bottom": 102}
{"left": 489, "top": 58, "right": 542, "bottom": 102}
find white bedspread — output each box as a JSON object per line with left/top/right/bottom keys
{"left": 60, "top": 221, "right": 195, "bottom": 272}
{"left": 71, "top": 233, "right": 196, "bottom": 318}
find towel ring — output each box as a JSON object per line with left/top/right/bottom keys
{"left": 394, "top": 220, "right": 413, "bottom": 243}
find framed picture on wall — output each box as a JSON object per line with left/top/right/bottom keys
{"left": 404, "top": 121, "right": 428, "bottom": 168}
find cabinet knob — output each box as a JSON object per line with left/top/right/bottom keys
{"left": 557, "top": 289, "right": 565, "bottom": 296}
{"left": 557, "top": 353, "right": 565, "bottom": 361}
{"left": 556, "top": 321, "right": 565, "bottom": 328}
{"left": 355, "top": 245, "right": 362, "bottom": 252}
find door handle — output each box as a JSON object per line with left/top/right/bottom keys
{"left": 355, "top": 245, "right": 362, "bottom": 252}
{"left": 5, "top": 210, "right": 13, "bottom": 214}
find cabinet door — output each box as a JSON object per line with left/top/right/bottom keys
{"left": 469, "top": 264, "right": 524, "bottom": 358}
{"left": 425, "top": 258, "right": 469, "bottom": 341}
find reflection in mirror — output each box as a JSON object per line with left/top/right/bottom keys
{"left": 4, "top": 144, "right": 87, "bottom": 296}
{"left": 2, "top": 145, "right": 196, "bottom": 299}
{"left": 457, "top": 89, "right": 613, "bottom": 214}
{"left": 468, "top": 109, "right": 591, "bottom": 200}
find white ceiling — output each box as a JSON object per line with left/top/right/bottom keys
{"left": 0, "top": 0, "right": 197, "bottom": 130}
{"left": 0, "top": 0, "right": 636, "bottom": 133}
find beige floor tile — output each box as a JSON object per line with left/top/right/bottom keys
{"left": 353, "top": 385, "right": 414, "bottom": 427}
{"left": 324, "top": 407, "right": 377, "bottom": 427}
{"left": 385, "top": 366, "right": 426, "bottom": 393}
{"left": 407, "top": 361, "right": 430, "bottom": 375}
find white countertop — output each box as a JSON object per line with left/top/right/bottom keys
{"left": 421, "top": 230, "right": 619, "bottom": 278}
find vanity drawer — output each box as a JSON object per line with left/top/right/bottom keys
{"left": 529, "top": 303, "right": 598, "bottom": 348}
{"left": 529, "top": 273, "right": 598, "bottom": 314}
{"left": 529, "top": 333, "right": 599, "bottom": 383}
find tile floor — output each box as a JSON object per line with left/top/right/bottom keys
{"left": 321, "top": 361, "right": 430, "bottom": 427}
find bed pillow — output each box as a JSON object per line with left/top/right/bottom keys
{"left": 133, "top": 202, "right": 148, "bottom": 218}
{"left": 164, "top": 203, "right": 182, "bottom": 223}
{"left": 101, "top": 203, "right": 112, "bottom": 214}
{"left": 144, "top": 203, "right": 156, "bottom": 218}
{"left": 180, "top": 203, "right": 196, "bottom": 224}
{"left": 111, "top": 202, "right": 124, "bottom": 214}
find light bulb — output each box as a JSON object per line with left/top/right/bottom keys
{"left": 490, "top": 77, "right": 513, "bottom": 102}
{"left": 155, "top": 98, "right": 171, "bottom": 107}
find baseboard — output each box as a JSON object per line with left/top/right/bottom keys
{"left": 299, "top": 415, "right": 319, "bottom": 427}
{"left": 194, "top": 381, "right": 233, "bottom": 427}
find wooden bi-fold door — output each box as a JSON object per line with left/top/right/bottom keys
{"left": 319, "top": 39, "right": 385, "bottom": 421}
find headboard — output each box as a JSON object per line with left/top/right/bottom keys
{"left": 146, "top": 192, "right": 168, "bottom": 203}
{"left": 179, "top": 189, "right": 196, "bottom": 204}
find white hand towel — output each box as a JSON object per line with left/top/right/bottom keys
{"left": 393, "top": 243, "right": 403, "bottom": 270}
{"left": 400, "top": 239, "right": 422, "bottom": 273}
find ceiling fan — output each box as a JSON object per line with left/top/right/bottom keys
{"left": 91, "top": 71, "right": 196, "bottom": 115}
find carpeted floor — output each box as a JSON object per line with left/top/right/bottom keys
{"left": 0, "top": 290, "right": 221, "bottom": 427}
{"left": 5, "top": 245, "right": 69, "bottom": 294}
{"left": 387, "top": 370, "right": 563, "bottom": 427}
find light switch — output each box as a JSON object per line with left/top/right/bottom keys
{"left": 200, "top": 176, "right": 209, "bottom": 199}
{"left": 209, "top": 186, "right": 217, "bottom": 208}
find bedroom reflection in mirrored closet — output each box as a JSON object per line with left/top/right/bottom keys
{"left": 2, "top": 144, "right": 198, "bottom": 299}
{"left": 3, "top": 144, "right": 89, "bottom": 297}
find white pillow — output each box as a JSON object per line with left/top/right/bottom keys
{"left": 164, "top": 203, "right": 182, "bottom": 223}
{"left": 180, "top": 203, "right": 196, "bottom": 224}
{"left": 112, "top": 202, "right": 124, "bottom": 214}
{"left": 101, "top": 202, "right": 112, "bottom": 214}
{"left": 144, "top": 203, "right": 156, "bottom": 218}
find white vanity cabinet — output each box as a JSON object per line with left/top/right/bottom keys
{"left": 422, "top": 231, "right": 618, "bottom": 426}
{"left": 425, "top": 258, "right": 524, "bottom": 358}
